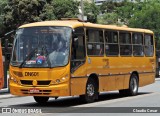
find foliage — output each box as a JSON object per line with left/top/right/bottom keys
{"left": 2, "top": 0, "right": 160, "bottom": 47}
{"left": 0, "top": 0, "right": 8, "bottom": 37}
{"left": 83, "top": 1, "right": 99, "bottom": 23}
{"left": 51, "top": 0, "right": 79, "bottom": 20}
{"left": 97, "top": 12, "right": 119, "bottom": 25}
{"left": 129, "top": 0, "right": 160, "bottom": 35}
{"left": 3, "top": 0, "right": 46, "bottom": 30}
{"left": 98, "top": 0, "right": 124, "bottom": 25}
{"left": 40, "top": 3, "right": 55, "bottom": 20}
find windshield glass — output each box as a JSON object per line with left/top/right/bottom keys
{"left": 11, "top": 26, "right": 71, "bottom": 68}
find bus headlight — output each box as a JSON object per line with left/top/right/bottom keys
{"left": 50, "top": 74, "right": 69, "bottom": 85}
{"left": 60, "top": 74, "right": 69, "bottom": 82}
{"left": 10, "top": 77, "right": 20, "bottom": 85}
{"left": 56, "top": 79, "right": 60, "bottom": 83}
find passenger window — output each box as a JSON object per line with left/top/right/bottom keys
{"left": 132, "top": 33, "right": 144, "bottom": 56}
{"left": 87, "top": 29, "right": 104, "bottom": 56}
{"left": 144, "top": 34, "right": 154, "bottom": 56}
{"left": 105, "top": 31, "right": 119, "bottom": 56}
{"left": 119, "top": 32, "right": 132, "bottom": 56}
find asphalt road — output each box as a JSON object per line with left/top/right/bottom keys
{"left": 0, "top": 78, "right": 160, "bottom": 116}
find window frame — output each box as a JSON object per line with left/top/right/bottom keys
{"left": 86, "top": 28, "right": 105, "bottom": 57}
{"left": 144, "top": 34, "right": 154, "bottom": 57}
{"left": 105, "top": 30, "right": 119, "bottom": 57}
{"left": 119, "top": 31, "right": 132, "bottom": 57}
{"left": 132, "top": 32, "right": 144, "bottom": 57}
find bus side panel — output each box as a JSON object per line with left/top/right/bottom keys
{"left": 99, "top": 76, "right": 116, "bottom": 91}
{"left": 139, "top": 73, "right": 155, "bottom": 87}
{"left": 138, "top": 57, "right": 156, "bottom": 87}
{"left": 115, "top": 75, "right": 125, "bottom": 90}
{"left": 71, "top": 78, "right": 87, "bottom": 96}
{"left": 0, "top": 41, "right": 4, "bottom": 89}
{"left": 99, "top": 76, "right": 125, "bottom": 92}
{"left": 123, "top": 75, "right": 130, "bottom": 89}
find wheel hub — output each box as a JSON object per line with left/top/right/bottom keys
{"left": 131, "top": 77, "right": 138, "bottom": 92}
{"left": 87, "top": 84, "right": 94, "bottom": 96}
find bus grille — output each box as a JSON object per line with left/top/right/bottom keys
{"left": 21, "top": 89, "right": 52, "bottom": 95}
{"left": 20, "top": 80, "right": 51, "bottom": 86}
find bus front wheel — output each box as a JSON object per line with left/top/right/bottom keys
{"left": 34, "top": 96, "right": 49, "bottom": 104}
{"left": 81, "top": 78, "right": 98, "bottom": 103}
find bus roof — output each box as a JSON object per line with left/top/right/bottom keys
{"left": 19, "top": 20, "right": 153, "bottom": 34}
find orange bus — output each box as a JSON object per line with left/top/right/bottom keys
{"left": 9, "top": 19, "right": 155, "bottom": 103}
{"left": 0, "top": 39, "right": 4, "bottom": 90}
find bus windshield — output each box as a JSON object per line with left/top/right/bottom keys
{"left": 11, "top": 26, "right": 71, "bottom": 68}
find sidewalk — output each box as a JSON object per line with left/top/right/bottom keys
{"left": 0, "top": 88, "right": 18, "bottom": 99}
{"left": 0, "top": 88, "right": 9, "bottom": 94}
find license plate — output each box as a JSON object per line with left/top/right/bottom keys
{"left": 29, "top": 88, "right": 40, "bottom": 93}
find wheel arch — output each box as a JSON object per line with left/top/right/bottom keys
{"left": 131, "top": 71, "right": 139, "bottom": 83}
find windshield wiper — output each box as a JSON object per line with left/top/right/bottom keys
{"left": 19, "top": 47, "right": 38, "bottom": 68}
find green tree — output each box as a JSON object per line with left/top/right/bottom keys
{"left": 100, "top": 0, "right": 120, "bottom": 14}
{"left": 128, "top": 0, "right": 160, "bottom": 49}
{"left": 98, "top": 0, "right": 123, "bottom": 25}
{"left": 51, "top": 0, "right": 79, "bottom": 20}
{"left": 83, "top": 1, "right": 99, "bottom": 23}
{"left": 97, "top": 12, "right": 119, "bottom": 25}
{"left": 0, "top": 0, "right": 8, "bottom": 37}
{"left": 40, "top": 3, "right": 55, "bottom": 20}
{"left": 4, "top": 0, "right": 47, "bottom": 30}
{"left": 129, "top": 0, "right": 160, "bottom": 34}
{"left": 116, "top": 1, "right": 136, "bottom": 25}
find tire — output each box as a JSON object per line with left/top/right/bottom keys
{"left": 80, "top": 78, "right": 98, "bottom": 103}
{"left": 119, "top": 74, "right": 138, "bottom": 96}
{"left": 127, "top": 74, "right": 139, "bottom": 96}
{"left": 34, "top": 96, "right": 49, "bottom": 104}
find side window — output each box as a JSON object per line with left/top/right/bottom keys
{"left": 72, "top": 36, "right": 85, "bottom": 59}
{"left": 105, "top": 31, "right": 119, "bottom": 56}
{"left": 71, "top": 28, "right": 85, "bottom": 72}
{"left": 144, "top": 34, "right": 154, "bottom": 56}
{"left": 87, "top": 29, "right": 104, "bottom": 56}
{"left": 119, "top": 32, "right": 132, "bottom": 56}
{"left": 132, "top": 33, "right": 144, "bottom": 56}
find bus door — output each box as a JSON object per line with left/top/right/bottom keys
{"left": 70, "top": 27, "right": 87, "bottom": 96}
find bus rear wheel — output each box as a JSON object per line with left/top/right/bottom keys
{"left": 119, "top": 74, "right": 138, "bottom": 96}
{"left": 80, "top": 78, "right": 98, "bottom": 103}
{"left": 34, "top": 96, "right": 49, "bottom": 104}
{"left": 128, "top": 74, "right": 139, "bottom": 96}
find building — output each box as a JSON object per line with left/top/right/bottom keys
{"left": 94, "top": 0, "right": 144, "bottom": 5}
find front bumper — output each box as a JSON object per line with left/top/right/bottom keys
{"left": 10, "top": 82, "right": 70, "bottom": 97}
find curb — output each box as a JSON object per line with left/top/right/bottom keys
{"left": 0, "top": 88, "right": 9, "bottom": 94}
